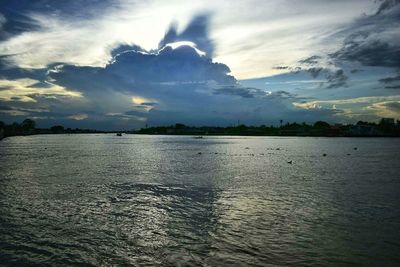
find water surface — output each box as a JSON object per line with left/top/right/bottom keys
{"left": 0, "top": 134, "right": 399, "bottom": 266}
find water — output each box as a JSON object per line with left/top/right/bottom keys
{"left": 0, "top": 134, "right": 399, "bottom": 266}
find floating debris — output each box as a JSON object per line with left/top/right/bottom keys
{"left": 287, "top": 160, "right": 293, "bottom": 164}
{"left": 323, "top": 153, "right": 327, "bottom": 157}
{"left": 245, "top": 147, "right": 250, "bottom": 149}
{"left": 354, "top": 147, "right": 358, "bottom": 150}
{"left": 276, "top": 148, "right": 280, "bottom": 150}
{"left": 197, "top": 152, "right": 202, "bottom": 155}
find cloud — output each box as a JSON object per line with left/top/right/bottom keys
{"left": 158, "top": 14, "right": 214, "bottom": 57}
{"left": 298, "top": 55, "right": 322, "bottom": 65}
{"left": 332, "top": 39, "right": 400, "bottom": 69}
{"left": 325, "top": 69, "right": 348, "bottom": 89}
{"left": 67, "top": 113, "right": 88, "bottom": 120}
{"left": 212, "top": 86, "right": 271, "bottom": 98}
{"left": 49, "top": 42, "right": 237, "bottom": 97}
{"left": 0, "top": 13, "right": 6, "bottom": 31}
{"left": 379, "top": 74, "right": 400, "bottom": 84}
{"left": 274, "top": 0, "right": 399, "bottom": 92}
{"left": 293, "top": 95, "right": 400, "bottom": 107}
{"left": 375, "top": 0, "right": 400, "bottom": 15}
{"left": 293, "top": 95, "right": 400, "bottom": 120}
{"left": 367, "top": 101, "right": 400, "bottom": 118}
{"left": 330, "top": 0, "right": 400, "bottom": 69}
{"left": 276, "top": 51, "right": 349, "bottom": 89}
{"left": 385, "top": 85, "right": 400, "bottom": 90}
{"left": 0, "top": 78, "right": 82, "bottom": 103}
{"left": 284, "top": 64, "right": 348, "bottom": 89}
{"left": 379, "top": 72, "right": 400, "bottom": 89}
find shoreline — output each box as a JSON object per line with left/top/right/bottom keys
{"left": 2, "top": 132, "right": 400, "bottom": 140}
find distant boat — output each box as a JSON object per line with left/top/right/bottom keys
{"left": 193, "top": 136, "right": 203, "bottom": 139}
{"left": 116, "top": 133, "right": 122, "bottom": 136}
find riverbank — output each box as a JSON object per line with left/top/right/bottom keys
{"left": 2, "top": 119, "right": 400, "bottom": 140}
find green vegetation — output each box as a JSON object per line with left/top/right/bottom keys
{"left": 135, "top": 119, "right": 400, "bottom": 137}
{"left": 0, "top": 119, "right": 105, "bottom": 140}
{"left": 1, "top": 118, "right": 399, "bottom": 140}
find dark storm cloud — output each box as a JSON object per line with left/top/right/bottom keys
{"left": 0, "top": 59, "right": 47, "bottom": 81}
{"left": 385, "top": 85, "right": 400, "bottom": 89}
{"left": 212, "top": 86, "right": 269, "bottom": 98}
{"left": 332, "top": 39, "right": 400, "bottom": 68}
{"left": 379, "top": 74, "right": 400, "bottom": 84}
{"left": 50, "top": 43, "right": 236, "bottom": 96}
{"left": 286, "top": 63, "right": 348, "bottom": 89}
{"left": 273, "top": 66, "right": 289, "bottom": 70}
{"left": 298, "top": 55, "right": 322, "bottom": 65}
{"left": 330, "top": 0, "right": 400, "bottom": 69}
{"left": 379, "top": 72, "right": 400, "bottom": 89}
{"left": 326, "top": 69, "right": 348, "bottom": 89}
{"left": 376, "top": 0, "right": 400, "bottom": 14}
{"left": 307, "top": 67, "right": 324, "bottom": 79}
{"left": 350, "top": 69, "right": 361, "bottom": 73}
{"left": 279, "top": 0, "right": 400, "bottom": 91}
{"left": 280, "top": 52, "right": 349, "bottom": 89}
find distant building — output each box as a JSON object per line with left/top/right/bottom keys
{"left": 381, "top": 118, "right": 395, "bottom": 125}
{"left": 347, "top": 125, "right": 383, "bottom": 136}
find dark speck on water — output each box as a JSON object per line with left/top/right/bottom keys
{"left": 0, "top": 134, "right": 399, "bottom": 266}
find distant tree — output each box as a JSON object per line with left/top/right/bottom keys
{"left": 313, "top": 121, "right": 330, "bottom": 129}
{"left": 51, "top": 125, "right": 65, "bottom": 133}
{"left": 21, "top": 119, "right": 36, "bottom": 131}
{"left": 175, "top": 123, "right": 185, "bottom": 129}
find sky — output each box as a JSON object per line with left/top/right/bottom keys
{"left": 0, "top": 0, "right": 399, "bottom": 130}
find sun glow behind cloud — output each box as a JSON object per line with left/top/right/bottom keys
{"left": 164, "top": 41, "right": 206, "bottom": 56}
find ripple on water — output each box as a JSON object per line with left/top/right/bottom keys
{"left": 0, "top": 135, "right": 400, "bottom": 266}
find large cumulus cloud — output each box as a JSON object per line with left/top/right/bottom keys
{"left": 48, "top": 41, "right": 309, "bottom": 127}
